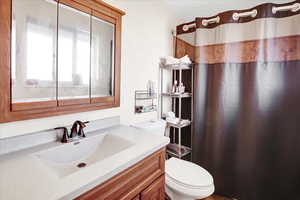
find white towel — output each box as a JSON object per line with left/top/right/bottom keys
{"left": 166, "top": 117, "right": 180, "bottom": 124}
{"left": 179, "top": 55, "right": 192, "bottom": 64}
{"left": 160, "top": 56, "right": 180, "bottom": 65}
{"left": 160, "top": 55, "right": 192, "bottom": 65}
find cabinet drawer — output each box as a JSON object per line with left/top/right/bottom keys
{"left": 132, "top": 194, "right": 141, "bottom": 200}
{"left": 75, "top": 148, "right": 165, "bottom": 200}
{"left": 141, "top": 175, "right": 165, "bottom": 200}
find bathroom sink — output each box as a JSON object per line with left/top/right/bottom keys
{"left": 34, "top": 133, "right": 134, "bottom": 178}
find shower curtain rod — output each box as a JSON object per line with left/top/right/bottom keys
{"left": 181, "top": 2, "right": 300, "bottom": 31}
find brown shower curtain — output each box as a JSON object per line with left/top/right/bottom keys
{"left": 176, "top": 1, "right": 300, "bottom": 199}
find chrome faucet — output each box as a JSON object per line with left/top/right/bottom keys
{"left": 55, "top": 121, "right": 89, "bottom": 143}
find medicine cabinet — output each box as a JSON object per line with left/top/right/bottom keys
{"left": 0, "top": 0, "right": 125, "bottom": 123}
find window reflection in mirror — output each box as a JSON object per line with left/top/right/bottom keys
{"left": 11, "top": 0, "right": 116, "bottom": 104}
{"left": 11, "top": 0, "right": 57, "bottom": 103}
{"left": 91, "top": 16, "right": 115, "bottom": 98}
{"left": 58, "top": 4, "right": 90, "bottom": 100}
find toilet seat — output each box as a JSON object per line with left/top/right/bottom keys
{"left": 165, "top": 158, "right": 215, "bottom": 198}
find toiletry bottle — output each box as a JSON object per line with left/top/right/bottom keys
{"left": 172, "top": 80, "right": 177, "bottom": 94}
{"left": 147, "top": 80, "right": 153, "bottom": 96}
{"left": 175, "top": 82, "right": 180, "bottom": 93}
{"left": 150, "top": 81, "right": 155, "bottom": 96}
{"left": 179, "top": 82, "right": 185, "bottom": 93}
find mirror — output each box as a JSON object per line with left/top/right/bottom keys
{"left": 57, "top": 4, "right": 91, "bottom": 100}
{"left": 10, "top": 0, "right": 117, "bottom": 105}
{"left": 11, "top": 0, "right": 58, "bottom": 103}
{"left": 91, "top": 16, "right": 115, "bottom": 98}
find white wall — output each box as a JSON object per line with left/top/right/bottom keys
{"left": 0, "top": 1, "right": 179, "bottom": 139}
{"left": 112, "top": 1, "right": 177, "bottom": 125}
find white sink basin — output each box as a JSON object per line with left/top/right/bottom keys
{"left": 34, "top": 133, "right": 134, "bottom": 178}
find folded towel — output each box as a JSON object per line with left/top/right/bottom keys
{"left": 166, "top": 117, "right": 190, "bottom": 126}
{"left": 166, "top": 117, "right": 180, "bottom": 124}
{"left": 160, "top": 55, "right": 192, "bottom": 66}
{"left": 179, "top": 55, "right": 192, "bottom": 64}
{"left": 160, "top": 56, "right": 180, "bottom": 65}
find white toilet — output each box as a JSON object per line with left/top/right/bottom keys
{"left": 132, "top": 120, "right": 215, "bottom": 200}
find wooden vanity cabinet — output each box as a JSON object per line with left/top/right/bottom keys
{"left": 75, "top": 148, "right": 166, "bottom": 200}
{"left": 132, "top": 195, "right": 141, "bottom": 200}
{"left": 141, "top": 175, "right": 165, "bottom": 200}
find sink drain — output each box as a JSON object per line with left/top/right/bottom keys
{"left": 77, "top": 162, "right": 87, "bottom": 168}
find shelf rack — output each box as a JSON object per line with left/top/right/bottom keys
{"left": 161, "top": 92, "right": 192, "bottom": 98}
{"left": 167, "top": 144, "right": 192, "bottom": 158}
{"left": 159, "top": 63, "right": 194, "bottom": 160}
{"left": 167, "top": 120, "right": 191, "bottom": 129}
{"left": 135, "top": 90, "right": 157, "bottom": 114}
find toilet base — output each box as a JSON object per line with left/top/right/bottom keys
{"left": 165, "top": 184, "right": 214, "bottom": 200}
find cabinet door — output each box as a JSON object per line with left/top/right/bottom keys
{"left": 75, "top": 149, "right": 165, "bottom": 200}
{"left": 91, "top": 14, "right": 115, "bottom": 99}
{"left": 57, "top": 3, "right": 91, "bottom": 103}
{"left": 132, "top": 194, "right": 141, "bottom": 200}
{"left": 11, "top": 0, "right": 58, "bottom": 105}
{"left": 141, "top": 175, "right": 165, "bottom": 200}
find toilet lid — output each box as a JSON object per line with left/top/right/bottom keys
{"left": 166, "top": 158, "right": 214, "bottom": 188}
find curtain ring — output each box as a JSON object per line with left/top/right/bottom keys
{"left": 272, "top": 3, "right": 300, "bottom": 14}
{"left": 232, "top": 9, "right": 257, "bottom": 21}
{"left": 202, "top": 16, "right": 220, "bottom": 26}
{"left": 182, "top": 23, "right": 196, "bottom": 31}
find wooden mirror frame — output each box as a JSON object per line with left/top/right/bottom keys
{"left": 0, "top": 0, "right": 125, "bottom": 123}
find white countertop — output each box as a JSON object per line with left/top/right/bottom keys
{"left": 0, "top": 125, "right": 170, "bottom": 200}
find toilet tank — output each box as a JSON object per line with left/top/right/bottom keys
{"left": 132, "top": 120, "right": 166, "bottom": 136}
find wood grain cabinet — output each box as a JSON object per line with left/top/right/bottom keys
{"left": 141, "top": 176, "right": 165, "bottom": 200}
{"left": 75, "top": 148, "right": 166, "bottom": 200}
{"left": 132, "top": 195, "right": 141, "bottom": 200}
{"left": 0, "top": 0, "right": 125, "bottom": 123}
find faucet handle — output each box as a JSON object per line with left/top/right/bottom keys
{"left": 70, "top": 122, "right": 78, "bottom": 138}
{"left": 55, "top": 127, "right": 69, "bottom": 143}
{"left": 77, "top": 121, "right": 88, "bottom": 138}
{"left": 78, "top": 127, "right": 86, "bottom": 138}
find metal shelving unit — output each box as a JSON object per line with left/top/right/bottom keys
{"left": 161, "top": 92, "right": 192, "bottom": 98}
{"left": 135, "top": 90, "right": 157, "bottom": 114}
{"left": 167, "top": 144, "right": 192, "bottom": 158}
{"left": 159, "top": 63, "right": 194, "bottom": 160}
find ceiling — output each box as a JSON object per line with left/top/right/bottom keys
{"left": 104, "top": 0, "right": 294, "bottom": 22}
